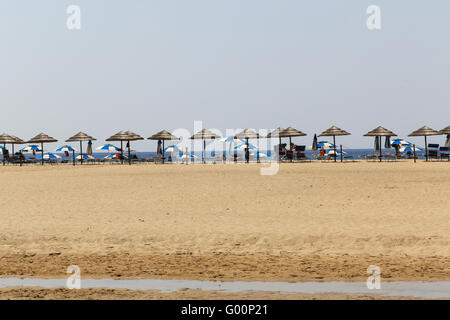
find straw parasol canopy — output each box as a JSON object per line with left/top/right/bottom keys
{"left": 148, "top": 130, "right": 180, "bottom": 164}
{"left": 0, "top": 134, "right": 16, "bottom": 165}
{"left": 0, "top": 133, "right": 16, "bottom": 144}
{"left": 107, "top": 130, "right": 144, "bottom": 165}
{"left": 266, "top": 128, "right": 285, "bottom": 162}
{"left": 439, "top": 125, "right": 450, "bottom": 135}
{"left": 28, "top": 133, "right": 58, "bottom": 165}
{"left": 364, "top": 126, "right": 397, "bottom": 137}
{"left": 125, "top": 130, "right": 144, "bottom": 141}
{"left": 265, "top": 127, "right": 284, "bottom": 139}
{"left": 148, "top": 130, "right": 179, "bottom": 141}
{"left": 408, "top": 126, "right": 440, "bottom": 161}
{"left": 364, "top": 126, "right": 397, "bottom": 162}
{"left": 190, "top": 129, "right": 220, "bottom": 163}
{"left": 319, "top": 126, "right": 351, "bottom": 162}
{"left": 280, "top": 127, "right": 307, "bottom": 161}
{"left": 66, "top": 132, "right": 97, "bottom": 165}
{"left": 234, "top": 129, "right": 260, "bottom": 163}
{"left": 279, "top": 127, "right": 307, "bottom": 138}
{"left": 11, "top": 135, "right": 26, "bottom": 145}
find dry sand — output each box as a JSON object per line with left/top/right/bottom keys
{"left": 0, "top": 161, "right": 449, "bottom": 297}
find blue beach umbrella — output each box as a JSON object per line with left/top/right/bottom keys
{"left": 164, "top": 145, "right": 181, "bottom": 153}
{"left": 76, "top": 154, "right": 94, "bottom": 160}
{"left": 374, "top": 136, "right": 380, "bottom": 152}
{"left": 234, "top": 142, "right": 257, "bottom": 150}
{"left": 391, "top": 139, "right": 412, "bottom": 146}
{"left": 325, "top": 149, "right": 345, "bottom": 156}
{"left": 251, "top": 150, "right": 267, "bottom": 158}
{"left": 399, "top": 145, "right": 424, "bottom": 153}
{"left": 21, "top": 145, "right": 42, "bottom": 153}
{"left": 37, "top": 152, "right": 61, "bottom": 160}
{"left": 385, "top": 136, "right": 392, "bottom": 149}
{"left": 178, "top": 153, "right": 197, "bottom": 159}
{"left": 56, "top": 145, "right": 77, "bottom": 152}
{"left": 96, "top": 144, "right": 120, "bottom": 152}
{"left": 312, "top": 134, "right": 318, "bottom": 151}
{"left": 157, "top": 140, "right": 162, "bottom": 156}
{"left": 104, "top": 153, "right": 126, "bottom": 159}
{"left": 316, "top": 141, "right": 334, "bottom": 149}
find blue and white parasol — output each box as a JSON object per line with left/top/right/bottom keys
{"left": 21, "top": 145, "right": 42, "bottom": 152}
{"left": 316, "top": 141, "right": 335, "bottom": 149}
{"left": 96, "top": 144, "right": 121, "bottom": 152}
{"left": 37, "top": 152, "right": 61, "bottom": 160}
{"left": 55, "top": 145, "right": 77, "bottom": 152}
{"left": 76, "top": 154, "right": 95, "bottom": 160}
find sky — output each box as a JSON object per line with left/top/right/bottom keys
{"left": 0, "top": 0, "right": 449, "bottom": 150}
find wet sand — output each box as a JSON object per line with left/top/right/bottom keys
{"left": 0, "top": 287, "right": 419, "bottom": 300}
{"left": 0, "top": 162, "right": 448, "bottom": 296}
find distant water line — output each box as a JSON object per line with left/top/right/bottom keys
{"left": 0, "top": 278, "right": 448, "bottom": 299}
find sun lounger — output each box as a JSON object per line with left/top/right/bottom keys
{"left": 439, "top": 147, "right": 450, "bottom": 161}
{"left": 428, "top": 144, "right": 440, "bottom": 161}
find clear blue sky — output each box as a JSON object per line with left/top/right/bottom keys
{"left": 1, "top": 0, "right": 449, "bottom": 150}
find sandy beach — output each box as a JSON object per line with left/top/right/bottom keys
{"left": 0, "top": 161, "right": 449, "bottom": 297}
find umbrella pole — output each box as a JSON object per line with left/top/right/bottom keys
{"left": 413, "top": 144, "right": 416, "bottom": 163}
{"left": 2, "top": 143, "right": 5, "bottom": 166}
{"left": 73, "top": 150, "right": 75, "bottom": 166}
{"left": 120, "top": 141, "right": 123, "bottom": 164}
{"left": 340, "top": 145, "right": 343, "bottom": 162}
{"left": 20, "top": 151, "right": 23, "bottom": 167}
{"left": 333, "top": 136, "right": 336, "bottom": 162}
{"left": 379, "top": 136, "right": 382, "bottom": 162}
{"left": 162, "top": 140, "right": 165, "bottom": 164}
{"left": 289, "top": 137, "right": 292, "bottom": 163}
{"left": 128, "top": 141, "right": 131, "bottom": 165}
{"left": 424, "top": 136, "right": 428, "bottom": 162}
{"left": 12, "top": 144, "right": 14, "bottom": 156}
{"left": 203, "top": 139, "right": 206, "bottom": 164}
{"left": 278, "top": 137, "right": 281, "bottom": 163}
{"left": 257, "top": 139, "right": 260, "bottom": 163}
{"left": 246, "top": 138, "right": 249, "bottom": 164}
{"left": 41, "top": 142, "right": 44, "bottom": 165}
{"left": 80, "top": 141, "right": 83, "bottom": 165}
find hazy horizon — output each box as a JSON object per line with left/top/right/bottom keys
{"left": 1, "top": 1, "right": 449, "bottom": 150}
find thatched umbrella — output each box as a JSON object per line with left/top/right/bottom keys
{"left": 107, "top": 130, "right": 144, "bottom": 165}
{"left": 0, "top": 133, "right": 16, "bottom": 165}
{"left": 266, "top": 128, "right": 284, "bottom": 162}
{"left": 439, "top": 125, "right": 450, "bottom": 135}
{"left": 27, "top": 133, "right": 58, "bottom": 165}
{"left": 318, "top": 126, "right": 351, "bottom": 162}
{"left": 66, "top": 132, "right": 96, "bottom": 165}
{"left": 10, "top": 135, "right": 26, "bottom": 166}
{"left": 148, "top": 130, "right": 180, "bottom": 164}
{"left": 124, "top": 131, "right": 144, "bottom": 165}
{"left": 440, "top": 126, "right": 450, "bottom": 147}
{"left": 190, "top": 129, "right": 220, "bottom": 164}
{"left": 364, "top": 126, "right": 397, "bottom": 162}
{"left": 280, "top": 127, "right": 307, "bottom": 162}
{"left": 408, "top": 126, "right": 440, "bottom": 161}
{"left": 234, "top": 129, "right": 260, "bottom": 163}
{"left": 106, "top": 131, "right": 128, "bottom": 164}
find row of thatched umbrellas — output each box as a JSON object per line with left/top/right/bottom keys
{"left": 1, "top": 125, "right": 449, "bottom": 165}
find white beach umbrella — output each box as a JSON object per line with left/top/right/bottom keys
{"left": 37, "top": 152, "right": 61, "bottom": 160}
{"left": 76, "top": 154, "right": 95, "bottom": 160}
{"left": 96, "top": 144, "right": 121, "bottom": 152}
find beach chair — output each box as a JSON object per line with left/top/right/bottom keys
{"left": 428, "top": 144, "right": 439, "bottom": 161}
{"left": 440, "top": 147, "right": 450, "bottom": 161}
{"left": 294, "top": 146, "right": 310, "bottom": 162}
